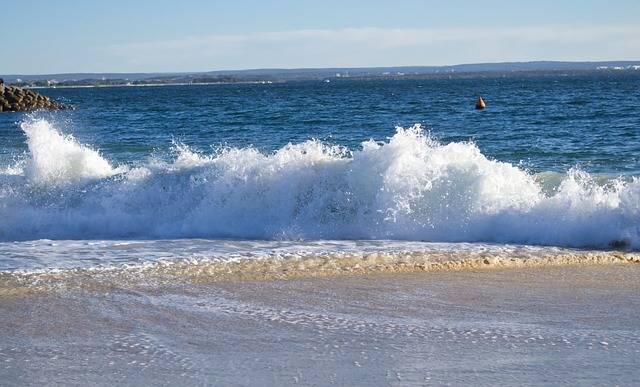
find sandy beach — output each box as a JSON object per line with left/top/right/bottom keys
{"left": 1, "top": 262, "right": 638, "bottom": 385}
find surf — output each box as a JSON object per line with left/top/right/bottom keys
{"left": 1, "top": 117, "right": 639, "bottom": 249}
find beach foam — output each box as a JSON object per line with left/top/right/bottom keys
{"left": 1, "top": 241, "right": 638, "bottom": 295}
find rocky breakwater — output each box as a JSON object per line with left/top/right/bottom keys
{"left": 0, "top": 84, "right": 73, "bottom": 112}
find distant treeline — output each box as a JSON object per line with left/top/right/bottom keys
{"left": 13, "top": 74, "right": 279, "bottom": 88}
{"left": 9, "top": 67, "right": 640, "bottom": 88}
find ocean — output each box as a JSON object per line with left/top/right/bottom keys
{"left": 1, "top": 73, "right": 640, "bottom": 385}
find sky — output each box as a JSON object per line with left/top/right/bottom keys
{"left": 4, "top": 0, "right": 640, "bottom": 75}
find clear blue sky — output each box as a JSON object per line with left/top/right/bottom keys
{"left": 4, "top": 0, "right": 640, "bottom": 75}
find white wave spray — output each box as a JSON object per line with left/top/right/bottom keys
{"left": 21, "top": 118, "right": 122, "bottom": 185}
{"left": 1, "top": 118, "right": 639, "bottom": 248}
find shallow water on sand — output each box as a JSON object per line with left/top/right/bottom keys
{"left": 2, "top": 264, "right": 639, "bottom": 385}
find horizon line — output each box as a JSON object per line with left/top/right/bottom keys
{"left": 4, "top": 60, "right": 640, "bottom": 78}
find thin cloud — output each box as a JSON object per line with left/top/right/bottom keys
{"left": 102, "top": 25, "right": 640, "bottom": 72}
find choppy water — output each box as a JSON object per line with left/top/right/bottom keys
{"left": 1, "top": 74, "right": 640, "bottom": 278}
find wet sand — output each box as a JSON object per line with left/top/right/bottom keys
{"left": 1, "top": 263, "right": 639, "bottom": 385}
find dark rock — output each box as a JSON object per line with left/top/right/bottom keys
{"left": 0, "top": 85, "right": 74, "bottom": 112}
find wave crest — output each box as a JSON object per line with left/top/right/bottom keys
{"left": 21, "top": 117, "right": 122, "bottom": 185}
{"left": 1, "top": 120, "right": 639, "bottom": 248}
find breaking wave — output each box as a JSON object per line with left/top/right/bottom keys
{"left": 1, "top": 117, "right": 639, "bottom": 249}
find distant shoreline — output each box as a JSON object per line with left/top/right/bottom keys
{"left": 5, "top": 60, "right": 640, "bottom": 88}
{"left": 16, "top": 68, "right": 640, "bottom": 90}
{"left": 24, "top": 80, "right": 281, "bottom": 90}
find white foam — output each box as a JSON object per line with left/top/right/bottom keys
{"left": 1, "top": 120, "right": 640, "bottom": 249}
{"left": 21, "top": 117, "right": 123, "bottom": 185}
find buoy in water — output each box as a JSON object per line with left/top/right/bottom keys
{"left": 475, "top": 96, "right": 486, "bottom": 110}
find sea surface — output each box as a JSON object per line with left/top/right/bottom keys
{"left": 1, "top": 73, "right": 640, "bottom": 384}
{"left": 2, "top": 74, "right": 640, "bottom": 272}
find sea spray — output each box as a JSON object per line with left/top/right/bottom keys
{"left": 1, "top": 118, "right": 640, "bottom": 248}
{"left": 365, "top": 126, "right": 541, "bottom": 239}
{"left": 21, "top": 117, "right": 122, "bottom": 185}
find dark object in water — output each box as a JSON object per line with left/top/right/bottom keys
{"left": 475, "top": 96, "right": 486, "bottom": 110}
{"left": 609, "top": 240, "right": 630, "bottom": 249}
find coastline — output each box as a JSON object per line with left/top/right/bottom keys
{"left": 23, "top": 80, "right": 281, "bottom": 90}
{"left": 11, "top": 65, "right": 640, "bottom": 90}
{"left": 2, "top": 263, "right": 639, "bottom": 385}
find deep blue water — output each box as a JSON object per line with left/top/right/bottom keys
{"left": 3, "top": 73, "right": 639, "bottom": 174}
{"left": 1, "top": 73, "right": 640, "bottom": 252}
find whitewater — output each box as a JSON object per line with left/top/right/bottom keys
{"left": 2, "top": 116, "right": 639, "bottom": 248}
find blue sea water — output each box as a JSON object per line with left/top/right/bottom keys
{"left": 1, "top": 73, "right": 640, "bottom": 274}
{"left": 3, "top": 73, "right": 640, "bottom": 386}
